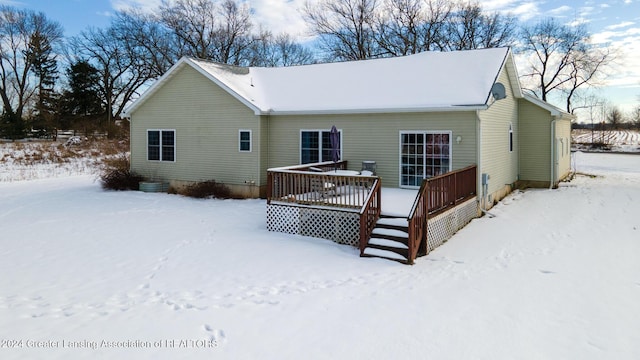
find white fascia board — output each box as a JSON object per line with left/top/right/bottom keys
{"left": 262, "top": 105, "right": 488, "bottom": 116}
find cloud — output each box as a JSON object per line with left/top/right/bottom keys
{"left": 108, "top": 0, "right": 311, "bottom": 39}
{"left": 548, "top": 5, "right": 573, "bottom": 16}
{"left": 605, "top": 21, "right": 635, "bottom": 30}
{"left": 479, "top": 0, "right": 520, "bottom": 12}
{"left": 247, "top": 0, "right": 310, "bottom": 38}
{"left": 590, "top": 26, "right": 640, "bottom": 91}
{"left": 96, "top": 11, "right": 114, "bottom": 18}
{"left": 110, "top": 0, "right": 162, "bottom": 13}
{"left": 479, "top": 0, "right": 542, "bottom": 21}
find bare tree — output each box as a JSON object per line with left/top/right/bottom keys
{"left": 630, "top": 106, "right": 640, "bottom": 130}
{"left": 159, "top": 0, "right": 253, "bottom": 65}
{"left": 112, "top": 10, "right": 175, "bottom": 78}
{"left": 249, "top": 31, "right": 316, "bottom": 67}
{"left": 159, "top": 0, "right": 218, "bottom": 59}
{"left": 69, "top": 25, "right": 154, "bottom": 125}
{"left": 375, "top": 0, "right": 452, "bottom": 56}
{"left": 303, "top": 0, "right": 380, "bottom": 61}
{"left": 606, "top": 106, "right": 625, "bottom": 130}
{"left": 0, "top": 6, "right": 63, "bottom": 119}
{"left": 563, "top": 46, "right": 615, "bottom": 113}
{"left": 444, "top": 1, "right": 517, "bottom": 51}
{"left": 519, "top": 18, "right": 615, "bottom": 113}
{"left": 213, "top": 0, "right": 252, "bottom": 65}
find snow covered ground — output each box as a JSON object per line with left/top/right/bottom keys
{"left": 0, "top": 138, "right": 127, "bottom": 182}
{"left": 1, "top": 151, "right": 639, "bottom": 359}
{"left": 573, "top": 129, "right": 640, "bottom": 152}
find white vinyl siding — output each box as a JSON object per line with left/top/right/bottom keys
{"left": 479, "top": 68, "right": 519, "bottom": 195}
{"left": 518, "top": 99, "right": 551, "bottom": 182}
{"left": 268, "top": 112, "right": 476, "bottom": 188}
{"left": 130, "top": 65, "right": 261, "bottom": 186}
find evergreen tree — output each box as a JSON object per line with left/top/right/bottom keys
{"left": 0, "top": 111, "right": 25, "bottom": 140}
{"left": 60, "top": 60, "right": 104, "bottom": 129}
{"left": 25, "top": 31, "right": 59, "bottom": 133}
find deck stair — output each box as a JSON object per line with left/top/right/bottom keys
{"left": 362, "top": 216, "right": 411, "bottom": 264}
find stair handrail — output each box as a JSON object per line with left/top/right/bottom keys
{"left": 406, "top": 179, "right": 429, "bottom": 264}
{"left": 359, "top": 178, "right": 381, "bottom": 255}
{"left": 406, "top": 165, "right": 478, "bottom": 264}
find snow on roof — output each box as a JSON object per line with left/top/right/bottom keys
{"left": 188, "top": 47, "right": 513, "bottom": 115}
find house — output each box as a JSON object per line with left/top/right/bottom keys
{"left": 123, "top": 48, "right": 573, "bottom": 263}
{"left": 124, "top": 47, "right": 572, "bottom": 200}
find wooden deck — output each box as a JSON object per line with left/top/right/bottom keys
{"left": 266, "top": 161, "right": 478, "bottom": 265}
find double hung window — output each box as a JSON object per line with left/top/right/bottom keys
{"left": 148, "top": 130, "right": 175, "bottom": 162}
{"left": 300, "top": 130, "right": 341, "bottom": 164}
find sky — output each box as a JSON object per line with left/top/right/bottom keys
{"left": 4, "top": 0, "right": 640, "bottom": 118}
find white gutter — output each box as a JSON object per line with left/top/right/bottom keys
{"left": 259, "top": 105, "right": 488, "bottom": 116}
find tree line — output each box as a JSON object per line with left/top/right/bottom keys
{"left": 0, "top": 0, "right": 630, "bottom": 140}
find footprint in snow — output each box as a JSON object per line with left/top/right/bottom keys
{"left": 203, "top": 324, "right": 227, "bottom": 345}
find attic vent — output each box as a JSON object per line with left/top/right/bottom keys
{"left": 491, "top": 83, "right": 506, "bottom": 100}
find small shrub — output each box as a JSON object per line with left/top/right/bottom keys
{"left": 590, "top": 142, "right": 610, "bottom": 150}
{"left": 100, "top": 154, "right": 144, "bottom": 191}
{"left": 181, "top": 180, "right": 232, "bottom": 199}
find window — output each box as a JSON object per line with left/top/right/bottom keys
{"left": 239, "top": 130, "right": 251, "bottom": 152}
{"left": 300, "top": 129, "right": 341, "bottom": 164}
{"left": 400, "top": 131, "right": 451, "bottom": 187}
{"left": 509, "top": 123, "right": 513, "bottom": 152}
{"left": 147, "top": 130, "right": 175, "bottom": 162}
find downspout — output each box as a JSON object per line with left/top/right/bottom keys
{"left": 550, "top": 116, "right": 557, "bottom": 189}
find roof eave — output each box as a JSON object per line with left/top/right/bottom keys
{"left": 522, "top": 94, "right": 575, "bottom": 119}
{"left": 261, "top": 105, "right": 488, "bottom": 116}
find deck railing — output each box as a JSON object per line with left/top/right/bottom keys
{"left": 267, "top": 161, "right": 378, "bottom": 209}
{"left": 407, "top": 165, "right": 477, "bottom": 264}
{"left": 359, "top": 178, "right": 381, "bottom": 255}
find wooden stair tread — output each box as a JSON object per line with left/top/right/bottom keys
{"left": 371, "top": 227, "right": 408, "bottom": 238}
{"left": 368, "top": 237, "right": 409, "bottom": 249}
{"left": 376, "top": 217, "right": 408, "bottom": 227}
{"left": 362, "top": 248, "right": 408, "bottom": 261}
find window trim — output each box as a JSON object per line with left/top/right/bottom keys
{"left": 299, "top": 129, "right": 343, "bottom": 164}
{"left": 239, "top": 129, "right": 252, "bottom": 152}
{"left": 147, "top": 129, "right": 176, "bottom": 162}
{"left": 399, "top": 130, "right": 452, "bottom": 189}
